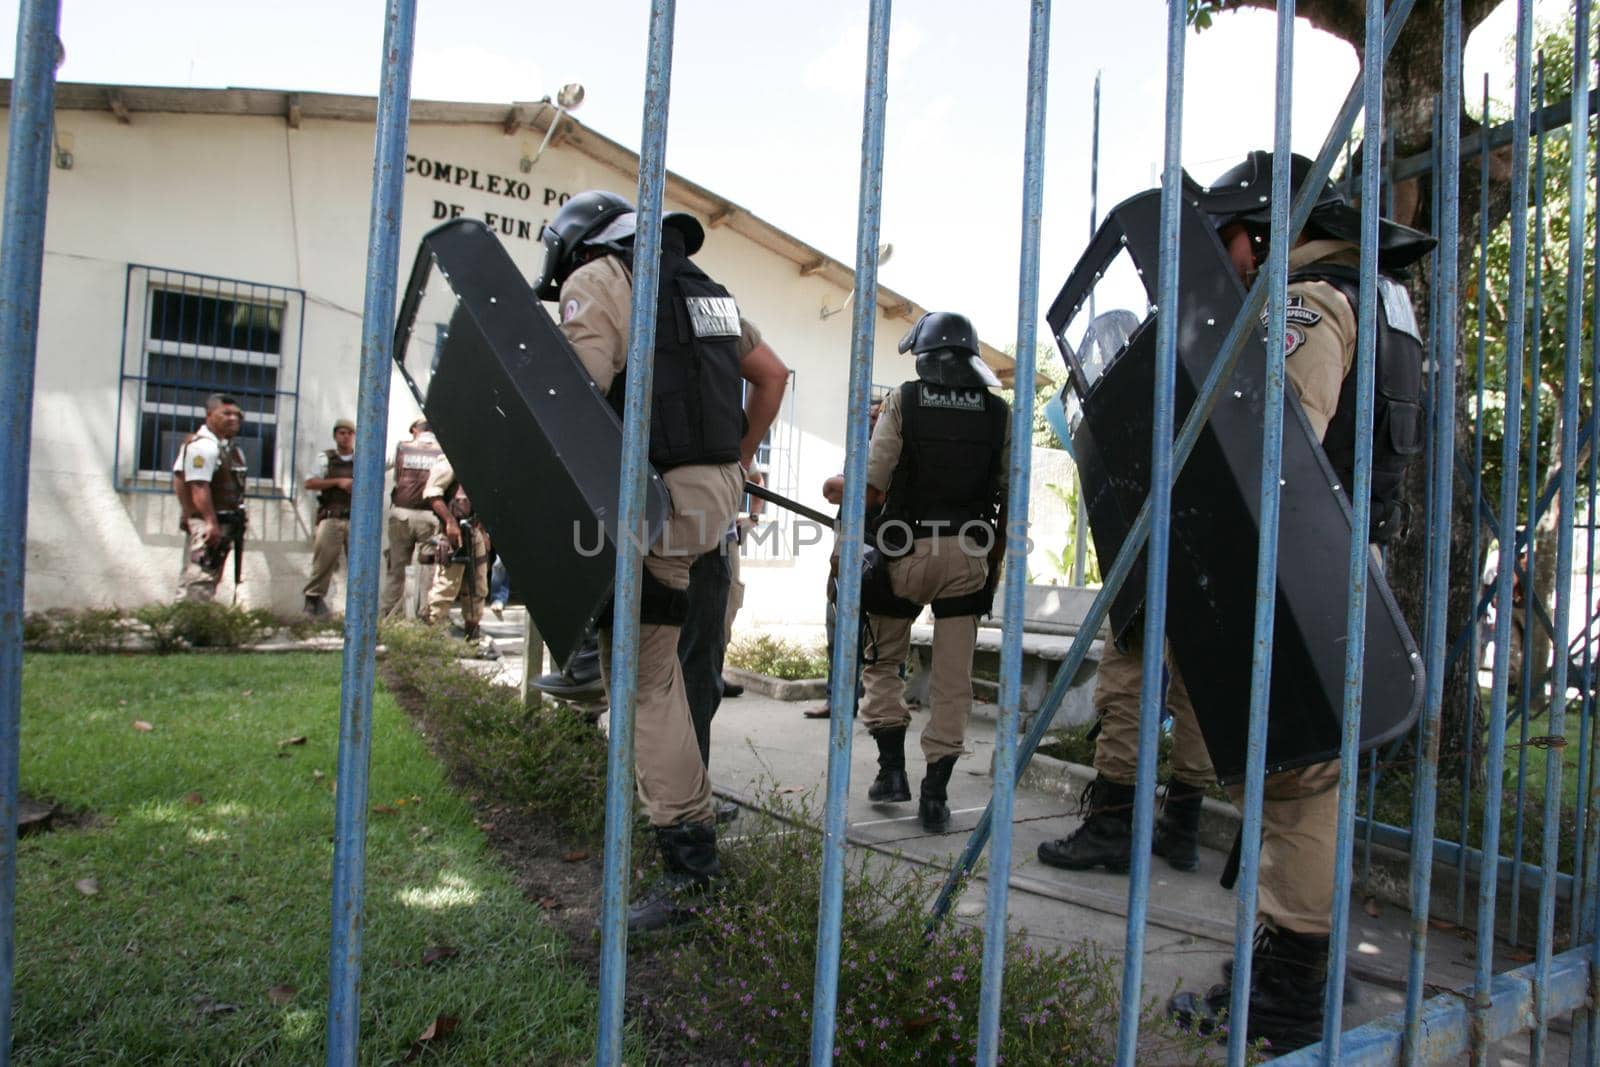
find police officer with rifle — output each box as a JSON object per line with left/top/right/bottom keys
{"left": 422, "top": 454, "right": 491, "bottom": 642}
{"left": 172, "top": 393, "right": 248, "bottom": 603}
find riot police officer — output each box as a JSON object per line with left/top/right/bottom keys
{"left": 857, "top": 311, "right": 1009, "bottom": 833}
{"left": 534, "top": 190, "right": 789, "bottom": 932}
{"left": 1037, "top": 151, "right": 1431, "bottom": 1052}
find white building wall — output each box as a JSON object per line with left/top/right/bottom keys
{"left": 12, "top": 102, "right": 935, "bottom": 625}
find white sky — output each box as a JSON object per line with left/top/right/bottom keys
{"left": 0, "top": 0, "right": 1564, "bottom": 347}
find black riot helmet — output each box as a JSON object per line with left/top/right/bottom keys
{"left": 899, "top": 311, "right": 1001, "bottom": 389}
{"left": 533, "top": 190, "right": 634, "bottom": 300}
{"left": 1187, "top": 150, "right": 1434, "bottom": 272}
{"left": 533, "top": 189, "right": 710, "bottom": 300}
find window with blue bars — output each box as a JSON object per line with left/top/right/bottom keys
{"left": 115, "top": 266, "right": 305, "bottom": 498}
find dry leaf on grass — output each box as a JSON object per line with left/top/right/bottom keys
{"left": 183, "top": 792, "right": 205, "bottom": 806}
{"left": 372, "top": 805, "right": 399, "bottom": 816}
{"left": 277, "top": 736, "right": 307, "bottom": 748}
{"left": 74, "top": 878, "right": 99, "bottom": 896}
{"left": 560, "top": 850, "right": 590, "bottom": 863}
{"left": 421, "top": 946, "right": 458, "bottom": 966}
{"left": 538, "top": 896, "right": 561, "bottom": 910}
{"left": 266, "top": 984, "right": 296, "bottom": 1006}
{"left": 131, "top": 720, "right": 154, "bottom": 733}
{"left": 403, "top": 1014, "right": 460, "bottom": 1061}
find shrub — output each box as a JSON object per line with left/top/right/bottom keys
{"left": 727, "top": 633, "right": 828, "bottom": 680}
{"left": 132, "top": 602, "right": 276, "bottom": 652}
{"left": 22, "top": 608, "right": 130, "bottom": 653}
{"left": 379, "top": 621, "right": 612, "bottom": 838}
{"left": 662, "top": 792, "right": 1140, "bottom": 1065}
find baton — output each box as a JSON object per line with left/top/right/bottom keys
{"left": 742, "top": 481, "right": 836, "bottom": 527}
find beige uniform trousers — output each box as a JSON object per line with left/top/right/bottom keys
{"left": 175, "top": 524, "right": 229, "bottom": 603}
{"left": 425, "top": 522, "right": 491, "bottom": 629}
{"left": 859, "top": 537, "right": 989, "bottom": 762}
{"left": 380, "top": 506, "right": 440, "bottom": 618}
{"left": 1091, "top": 640, "right": 1339, "bottom": 935}
{"left": 600, "top": 461, "right": 744, "bottom": 828}
{"left": 303, "top": 518, "right": 349, "bottom": 599}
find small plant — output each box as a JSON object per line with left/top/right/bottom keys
{"left": 726, "top": 633, "right": 828, "bottom": 680}
{"left": 660, "top": 790, "right": 1133, "bottom": 1064}
{"left": 379, "top": 621, "right": 612, "bottom": 837}
{"left": 22, "top": 608, "right": 129, "bottom": 653}
{"left": 132, "top": 602, "right": 275, "bottom": 652}
{"left": 276, "top": 612, "right": 346, "bottom": 640}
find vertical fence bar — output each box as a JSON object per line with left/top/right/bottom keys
{"left": 1573, "top": 45, "right": 1600, "bottom": 1067}
{"left": 975, "top": 5, "right": 1050, "bottom": 1062}
{"left": 1224, "top": 4, "right": 1294, "bottom": 1062}
{"left": 595, "top": 3, "right": 677, "bottom": 1062}
{"left": 1474, "top": 2, "right": 1534, "bottom": 1062}
{"left": 0, "top": 0, "right": 59, "bottom": 1060}
{"left": 809, "top": 2, "right": 890, "bottom": 1061}
{"left": 1403, "top": 3, "right": 1463, "bottom": 1058}
{"left": 1532, "top": 4, "right": 1588, "bottom": 1060}
{"left": 1461, "top": 71, "right": 1494, "bottom": 929}
{"left": 324, "top": 1, "right": 415, "bottom": 1062}
{"left": 1512, "top": 58, "right": 1549, "bottom": 949}
{"left": 1321, "top": 0, "right": 1385, "bottom": 1057}
{"left": 1074, "top": 69, "right": 1100, "bottom": 586}
{"left": 1116, "top": 1, "right": 1186, "bottom": 1060}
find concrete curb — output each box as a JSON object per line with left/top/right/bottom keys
{"left": 723, "top": 667, "right": 826, "bottom": 702}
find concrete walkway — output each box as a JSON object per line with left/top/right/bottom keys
{"left": 462, "top": 608, "right": 1563, "bottom": 1062}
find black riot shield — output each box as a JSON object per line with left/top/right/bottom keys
{"left": 1044, "top": 190, "right": 1422, "bottom": 782}
{"left": 393, "top": 219, "right": 670, "bottom": 669}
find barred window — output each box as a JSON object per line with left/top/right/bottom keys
{"left": 742, "top": 369, "right": 800, "bottom": 562}
{"left": 115, "top": 267, "right": 304, "bottom": 496}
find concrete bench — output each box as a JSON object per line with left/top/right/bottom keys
{"left": 904, "top": 584, "right": 1106, "bottom": 728}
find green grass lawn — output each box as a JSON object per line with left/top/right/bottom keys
{"left": 14, "top": 652, "right": 617, "bottom": 1066}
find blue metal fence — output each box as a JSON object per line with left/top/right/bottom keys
{"left": 7, "top": 0, "right": 1600, "bottom": 1063}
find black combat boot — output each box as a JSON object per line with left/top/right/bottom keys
{"left": 531, "top": 630, "right": 604, "bottom": 698}
{"left": 918, "top": 755, "right": 958, "bottom": 832}
{"left": 1168, "top": 924, "right": 1329, "bottom": 1052}
{"left": 1152, "top": 779, "right": 1205, "bottom": 872}
{"left": 1037, "top": 776, "right": 1136, "bottom": 872}
{"left": 303, "top": 595, "right": 325, "bottom": 617}
{"left": 627, "top": 821, "right": 721, "bottom": 934}
{"left": 867, "top": 726, "right": 912, "bottom": 803}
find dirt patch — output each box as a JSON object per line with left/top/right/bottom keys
{"left": 380, "top": 662, "right": 717, "bottom": 1063}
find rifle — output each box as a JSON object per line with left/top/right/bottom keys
{"left": 200, "top": 510, "right": 248, "bottom": 601}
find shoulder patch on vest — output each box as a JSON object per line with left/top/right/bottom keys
{"left": 917, "top": 384, "right": 986, "bottom": 411}
{"left": 1378, "top": 277, "right": 1421, "bottom": 341}
{"left": 562, "top": 299, "right": 580, "bottom": 323}
{"left": 1284, "top": 324, "right": 1306, "bottom": 356}
{"left": 685, "top": 296, "right": 740, "bottom": 339}
{"left": 1261, "top": 294, "right": 1323, "bottom": 331}
{"left": 192, "top": 454, "right": 206, "bottom": 468}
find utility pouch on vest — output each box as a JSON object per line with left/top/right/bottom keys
{"left": 860, "top": 547, "right": 922, "bottom": 619}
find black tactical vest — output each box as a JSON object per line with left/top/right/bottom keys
{"left": 608, "top": 237, "right": 746, "bottom": 471}
{"left": 879, "top": 380, "right": 1008, "bottom": 543}
{"left": 1289, "top": 264, "right": 1424, "bottom": 544}
{"left": 316, "top": 449, "right": 354, "bottom": 521}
